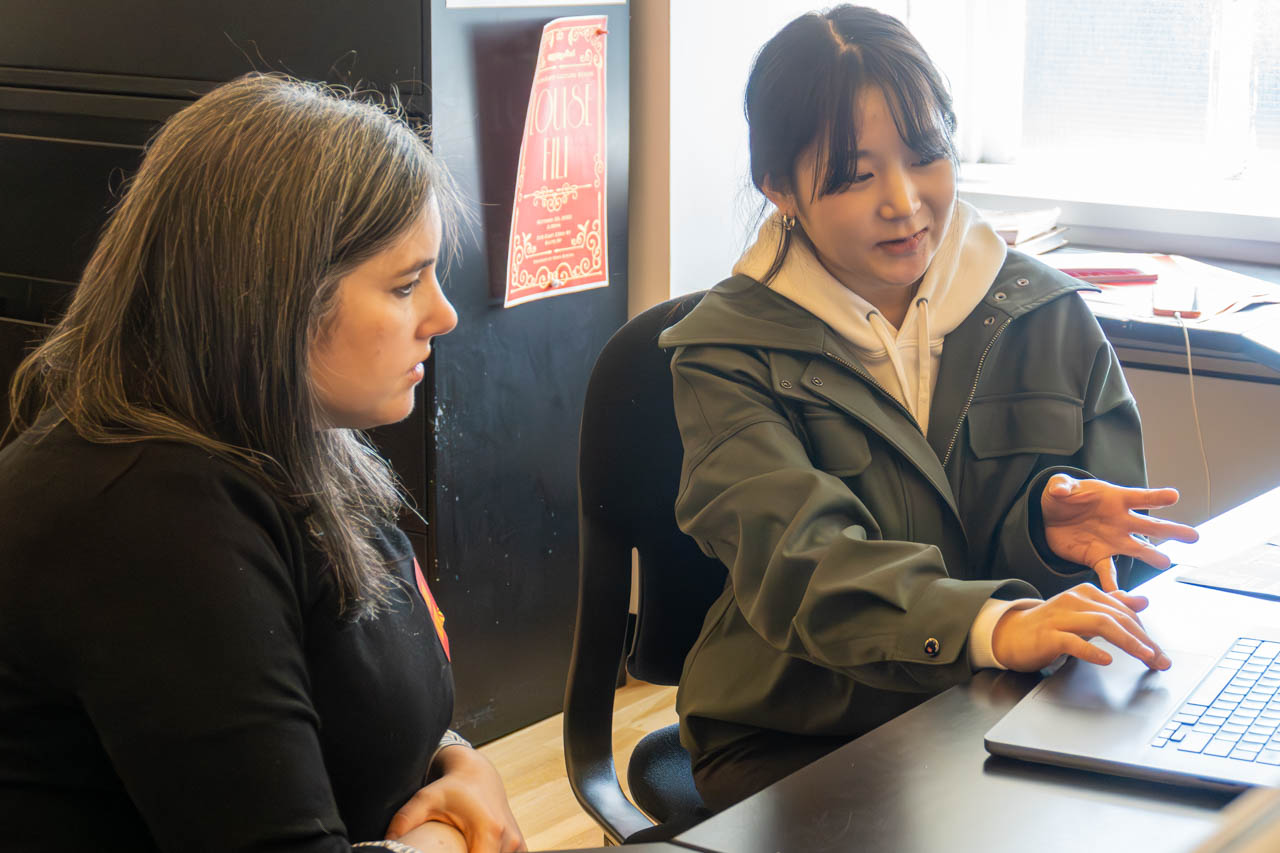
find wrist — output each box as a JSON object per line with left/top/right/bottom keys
{"left": 991, "top": 601, "right": 1032, "bottom": 669}
{"left": 970, "top": 598, "right": 1038, "bottom": 670}
{"left": 428, "top": 729, "right": 474, "bottom": 779}
{"left": 987, "top": 598, "right": 1040, "bottom": 669}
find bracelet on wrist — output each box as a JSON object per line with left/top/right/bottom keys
{"left": 427, "top": 728, "right": 474, "bottom": 777}
{"left": 436, "top": 729, "right": 472, "bottom": 752}
{"left": 353, "top": 841, "right": 422, "bottom": 853}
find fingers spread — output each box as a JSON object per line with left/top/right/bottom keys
{"left": 1132, "top": 543, "right": 1174, "bottom": 571}
{"left": 1052, "top": 586, "right": 1169, "bottom": 670}
{"left": 1068, "top": 609, "right": 1168, "bottom": 670}
{"left": 1130, "top": 513, "right": 1199, "bottom": 545}
{"left": 1098, "top": 533, "right": 1174, "bottom": 569}
{"left": 1153, "top": 522, "right": 1199, "bottom": 544}
{"left": 1074, "top": 584, "right": 1145, "bottom": 622}
{"left": 1092, "top": 556, "right": 1119, "bottom": 592}
{"left": 1108, "top": 590, "right": 1150, "bottom": 612}
{"left": 1061, "top": 633, "right": 1112, "bottom": 666}
{"left": 1124, "top": 486, "right": 1181, "bottom": 510}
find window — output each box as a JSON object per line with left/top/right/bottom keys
{"left": 902, "top": 0, "right": 1280, "bottom": 261}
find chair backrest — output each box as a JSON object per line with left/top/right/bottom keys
{"left": 564, "top": 292, "right": 728, "bottom": 841}
{"left": 580, "top": 291, "right": 729, "bottom": 682}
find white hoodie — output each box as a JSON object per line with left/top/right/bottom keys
{"left": 732, "top": 199, "right": 1030, "bottom": 669}
{"left": 732, "top": 199, "right": 1007, "bottom": 436}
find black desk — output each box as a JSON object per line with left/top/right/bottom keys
{"left": 676, "top": 488, "right": 1280, "bottom": 853}
{"left": 1092, "top": 297, "right": 1280, "bottom": 381}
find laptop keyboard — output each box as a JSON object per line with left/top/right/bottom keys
{"left": 1151, "top": 638, "right": 1280, "bottom": 763}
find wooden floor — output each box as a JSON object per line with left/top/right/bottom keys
{"left": 477, "top": 681, "right": 678, "bottom": 852}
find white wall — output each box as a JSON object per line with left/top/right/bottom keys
{"left": 666, "top": 3, "right": 809, "bottom": 300}
{"left": 631, "top": 2, "right": 911, "bottom": 312}
{"left": 626, "top": 0, "right": 670, "bottom": 316}
{"left": 1125, "top": 365, "right": 1280, "bottom": 528}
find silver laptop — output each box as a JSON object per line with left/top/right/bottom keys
{"left": 985, "top": 579, "right": 1280, "bottom": 791}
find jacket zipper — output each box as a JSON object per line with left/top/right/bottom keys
{"left": 821, "top": 350, "right": 924, "bottom": 435}
{"left": 941, "top": 316, "right": 1013, "bottom": 468}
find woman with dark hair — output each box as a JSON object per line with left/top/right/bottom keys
{"left": 0, "top": 74, "right": 524, "bottom": 852}
{"left": 659, "top": 5, "right": 1199, "bottom": 811}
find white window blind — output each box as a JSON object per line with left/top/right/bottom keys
{"left": 902, "top": 0, "right": 1280, "bottom": 259}
{"left": 1259, "top": 3, "right": 1280, "bottom": 155}
{"left": 1020, "top": 0, "right": 1215, "bottom": 167}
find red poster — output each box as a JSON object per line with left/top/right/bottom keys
{"left": 504, "top": 15, "right": 608, "bottom": 308}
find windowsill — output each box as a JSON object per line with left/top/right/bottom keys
{"left": 959, "top": 163, "right": 1280, "bottom": 266}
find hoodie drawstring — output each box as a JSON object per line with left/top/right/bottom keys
{"left": 916, "top": 297, "right": 931, "bottom": 434}
{"left": 866, "top": 297, "right": 932, "bottom": 435}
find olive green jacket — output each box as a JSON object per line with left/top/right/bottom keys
{"left": 658, "top": 251, "right": 1149, "bottom": 763}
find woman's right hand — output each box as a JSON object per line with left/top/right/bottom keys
{"left": 991, "top": 584, "right": 1172, "bottom": 672}
{"left": 384, "top": 745, "right": 525, "bottom": 853}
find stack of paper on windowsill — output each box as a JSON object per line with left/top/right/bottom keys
{"left": 1042, "top": 251, "right": 1280, "bottom": 323}
{"left": 977, "top": 206, "right": 1069, "bottom": 255}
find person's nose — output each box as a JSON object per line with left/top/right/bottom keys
{"left": 878, "top": 164, "right": 920, "bottom": 220}
{"left": 417, "top": 279, "right": 458, "bottom": 340}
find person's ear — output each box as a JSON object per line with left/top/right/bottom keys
{"left": 761, "top": 176, "right": 796, "bottom": 219}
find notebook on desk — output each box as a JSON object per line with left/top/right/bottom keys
{"left": 985, "top": 581, "right": 1280, "bottom": 791}
{"left": 1177, "top": 536, "right": 1280, "bottom": 600}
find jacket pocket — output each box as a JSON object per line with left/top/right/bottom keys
{"left": 967, "top": 394, "right": 1084, "bottom": 459}
{"left": 804, "top": 413, "right": 873, "bottom": 476}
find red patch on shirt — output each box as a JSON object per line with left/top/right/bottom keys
{"left": 414, "top": 558, "right": 450, "bottom": 661}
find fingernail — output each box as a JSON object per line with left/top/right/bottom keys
{"left": 1155, "top": 653, "right": 1171, "bottom": 669}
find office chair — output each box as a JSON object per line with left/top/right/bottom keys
{"left": 564, "top": 292, "right": 728, "bottom": 844}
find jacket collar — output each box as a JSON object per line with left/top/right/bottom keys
{"left": 659, "top": 252, "right": 1097, "bottom": 524}
{"left": 658, "top": 251, "right": 1094, "bottom": 361}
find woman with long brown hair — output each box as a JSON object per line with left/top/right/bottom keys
{"left": 0, "top": 74, "right": 523, "bottom": 853}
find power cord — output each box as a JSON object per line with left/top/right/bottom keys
{"left": 1173, "top": 310, "right": 1212, "bottom": 519}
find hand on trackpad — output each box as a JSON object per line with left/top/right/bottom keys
{"left": 1039, "top": 645, "right": 1215, "bottom": 713}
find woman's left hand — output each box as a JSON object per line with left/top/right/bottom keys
{"left": 1041, "top": 473, "right": 1199, "bottom": 592}
{"left": 385, "top": 746, "right": 526, "bottom": 853}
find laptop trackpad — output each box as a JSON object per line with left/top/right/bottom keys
{"left": 1038, "top": 644, "right": 1218, "bottom": 716}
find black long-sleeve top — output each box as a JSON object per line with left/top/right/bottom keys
{"left": 0, "top": 420, "right": 454, "bottom": 851}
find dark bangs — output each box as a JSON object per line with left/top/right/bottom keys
{"left": 744, "top": 5, "right": 958, "bottom": 285}
{"left": 746, "top": 6, "right": 958, "bottom": 204}
{"left": 809, "top": 43, "right": 957, "bottom": 200}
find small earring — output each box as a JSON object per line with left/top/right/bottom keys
{"left": 780, "top": 213, "right": 797, "bottom": 232}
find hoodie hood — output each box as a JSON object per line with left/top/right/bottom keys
{"left": 731, "top": 199, "right": 1007, "bottom": 433}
